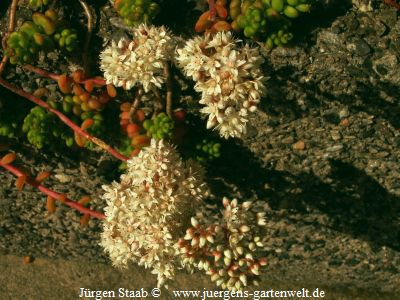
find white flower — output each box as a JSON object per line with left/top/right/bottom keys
{"left": 100, "top": 24, "right": 176, "bottom": 92}
{"left": 176, "top": 197, "right": 269, "bottom": 291}
{"left": 100, "top": 140, "right": 208, "bottom": 287}
{"left": 176, "top": 32, "right": 266, "bottom": 138}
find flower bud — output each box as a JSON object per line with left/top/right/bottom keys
{"left": 211, "top": 273, "right": 219, "bottom": 282}
{"left": 236, "top": 246, "right": 244, "bottom": 255}
{"left": 239, "top": 274, "right": 247, "bottom": 286}
{"left": 224, "top": 249, "right": 232, "bottom": 259}
{"left": 240, "top": 225, "right": 251, "bottom": 233}
{"left": 199, "top": 236, "right": 206, "bottom": 248}
{"left": 224, "top": 256, "right": 232, "bottom": 266}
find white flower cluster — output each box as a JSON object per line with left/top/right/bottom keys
{"left": 176, "top": 197, "right": 268, "bottom": 291}
{"left": 100, "top": 139, "right": 208, "bottom": 287}
{"left": 100, "top": 24, "right": 176, "bottom": 92}
{"left": 176, "top": 32, "right": 266, "bottom": 139}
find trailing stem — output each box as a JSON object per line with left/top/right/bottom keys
{"left": 0, "top": 77, "right": 128, "bottom": 161}
{"left": 0, "top": 0, "right": 19, "bottom": 76}
{"left": 0, "top": 159, "right": 105, "bottom": 219}
{"left": 23, "top": 64, "right": 106, "bottom": 86}
{"left": 383, "top": 0, "right": 400, "bottom": 10}
{"left": 209, "top": 0, "right": 216, "bottom": 21}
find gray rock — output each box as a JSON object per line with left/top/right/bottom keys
{"left": 346, "top": 37, "right": 371, "bottom": 56}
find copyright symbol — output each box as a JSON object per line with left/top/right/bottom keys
{"left": 151, "top": 288, "right": 161, "bottom": 297}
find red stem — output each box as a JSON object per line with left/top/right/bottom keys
{"left": 23, "top": 64, "right": 107, "bottom": 86}
{"left": 0, "top": 161, "right": 105, "bottom": 219}
{"left": 0, "top": 77, "right": 128, "bottom": 161}
{"left": 0, "top": 0, "right": 19, "bottom": 75}
{"left": 383, "top": 0, "right": 400, "bottom": 9}
{"left": 24, "top": 64, "right": 59, "bottom": 81}
{"left": 209, "top": 0, "right": 216, "bottom": 21}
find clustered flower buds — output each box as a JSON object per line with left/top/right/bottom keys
{"left": 176, "top": 197, "right": 268, "bottom": 291}
{"left": 99, "top": 24, "right": 176, "bottom": 92}
{"left": 176, "top": 31, "right": 266, "bottom": 138}
{"left": 100, "top": 139, "right": 208, "bottom": 287}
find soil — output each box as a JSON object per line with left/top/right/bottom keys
{"left": 1, "top": 0, "right": 400, "bottom": 299}
{"left": 0, "top": 254, "right": 397, "bottom": 299}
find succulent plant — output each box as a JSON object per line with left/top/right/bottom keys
{"left": 62, "top": 92, "right": 104, "bottom": 117}
{"left": 231, "top": 0, "right": 313, "bottom": 48}
{"left": 61, "top": 88, "right": 108, "bottom": 149}
{"left": 195, "top": 139, "right": 221, "bottom": 163}
{"left": 195, "top": 0, "right": 232, "bottom": 33}
{"left": 29, "top": 0, "right": 52, "bottom": 9}
{"left": 118, "top": 135, "right": 135, "bottom": 158}
{"left": 265, "top": 24, "right": 293, "bottom": 48}
{"left": 22, "top": 106, "right": 74, "bottom": 149}
{"left": 235, "top": 2, "right": 268, "bottom": 38}
{"left": 113, "top": 0, "right": 160, "bottom": 26}
{"left": 82, "top": 114, "right": 107, "bottom": 149}
{"left": 0, "top": 118, "right": 18, "bottom": 138}
{"left": 58, "top": 70, "right": 115, "bottom": 124}
{"left": 143, "top": 112, "right": 174, "bottom": 140}
{"left": 6, "top": 9, "right": 79, "bottom": 64}
{"left": 54, "top": 28, "right": 79, "bottom": 52}
{"left": 6, "top": 21, "right": 54, "bottom": 64}
{"left": 117, "top": 102, "right": 151, "bottom": 159}
{"left": 0, "top": 99, "right": 21, "bottom": 138}
{"left": 22, "top": 82, "right": 110, "bottom": 149}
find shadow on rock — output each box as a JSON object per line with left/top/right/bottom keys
{"left": 267, "top": 159, "right": 400, "bottom": 251}
{"left": 350, "top": 81, "right": 400, "bottom": 129}
{"left": 322, "top": 159, "right": 400, "bottom": 250}
{"left": 261, "top": 63, "right": 400, "bottom": 130}
{"left": 291, "top": 0, "right": 352, "bottom": 47}
{"left": 207, "top": 140, "right": 400, "bottom": 251}
{"left": 206, "top": 139, "right": 271, "bottom": 200}
{"left": 307, "top": 80, "right": 400, "bottom": 129}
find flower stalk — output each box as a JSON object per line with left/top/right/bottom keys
{"left": 164, "top": 63, "right": 173, "bottom": 117}
{"left": 129, "top": 88, "right": 143, "bottom": 122}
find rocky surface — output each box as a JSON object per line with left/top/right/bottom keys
{"left": 238, "top": 1, "right": 400, "bottom": 295}
{"left": 0, "top": 141, "right": 111, "bottom": 263}
{"left": 0, "top": 1, "right": 400, "bottom": 298}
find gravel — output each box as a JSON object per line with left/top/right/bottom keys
{"left": 238, "top": 2, "right": 400, "bottom": 294}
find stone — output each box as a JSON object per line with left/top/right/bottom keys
{"left": 346, "top": 37, "right": 371, "bottom": 56}
{"left": 331, "top": 130, "right": 342, "bottom": 141}
{"left": 292, "top": 141, "right": 306, "bottom": 150}
{"left": 372, "top": 53, "right": 399, "bottom": 81}
{"left": 339, "top": 108, "right": 350, "bottom": 119}
{"left": 340, "top": 119, "right": 350, "bottom": 127}
{"left": 326, "top": 144, "right": 344, "bottom": 152}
